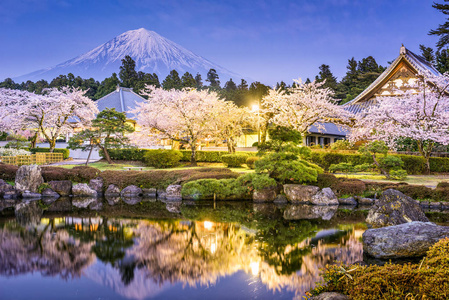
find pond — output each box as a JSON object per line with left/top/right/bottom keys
{"left": 0, "top": 198, "right": 367, "bottom": 300}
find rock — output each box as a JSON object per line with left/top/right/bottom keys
{"left": 72, "top": 183, "right": 97, "bottom": 197}
{"left": 122, "top": 196, "right": 142, "bottom": 205}
{"left": 357, "top": 197, "right": 374, "bottom": 205}
{"left": 15, "top": 201, "right": 42, "bottom": 226}
{"left": 253, "top": 188, "right": 276, "bottom": 202}
{"left": 15, "top": 165, "right": 44, "bottom": 193}
{"left": 89, "top": 200, "right": 103, "bottom": 211}
{"left": 363, "top": 221, "right": 449, "bottom": 258}
{"left": 142, "top": 188, "right": 157, "bottom": 198}
{"left": 338, "top": 197, "right": 357, "bottom": 205}
{"left": 441, "top": 202, "right": 449, "bottom": 210}
{"left": 105, "top": 184, "right": 121, "bottom": 196}
{"left": 0, "top": 181, "right": 19, "bottom": 199}
{"left": 366, "top": 189, "right": 429, "bottom": 228}
{"left": 273, "top": 194, "right": 288, "bottom": 204}
{"left": 48, "top": 180, "right": 72, "bottom": 196}
{"left": 429, "top": 202, "right": 442, "bottom": 209}
{"left": 283, "top": 204, "right": 337, "bottom": 220}
{"left": 420, "top": 201, "right": 430, "bottom": 208}
{"left": 41, "top": 188, "right": 60, "bottom": 198}
{"left": 0, "top": 199, "right": 17, "bottom": 212}
{"left": 310, "top": 292, "right": 349, "bottom": 300}
{"left": 72, "top": 197, "right": 97, "bottom": 208}
{"left": 310, "top": 187, "right": 339, "bottom": 205}
{"left": 21, "top": 191, "right": 42, "bottom": 199}
{"left": 157, "top": 189, "right": 167, "bottom": 200}
{"left": 166, "top": 184, "right": 182, "bottom": 201}
{"left": 283, "top": 184, "right": 320, "bottom": 204}
{"left": 88, "top": 177, "right": 104, "bottom": 194}
{"left": 120, "top": 185, "right": 142, "bottom": 197}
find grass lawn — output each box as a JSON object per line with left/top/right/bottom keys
{"left": 335, "top": 173, "right": 449, "bottom": 188}
{"left": 55, "top": 160, "right": 255, "bottom": 173}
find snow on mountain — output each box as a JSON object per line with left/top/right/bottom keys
{"left": 14, "top": 28, "right": 241, "bottom": 83}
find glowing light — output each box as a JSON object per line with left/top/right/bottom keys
{"left": 204, "top": 221, "right": 213, "bottom": 230}
{"left": 210, "top": 242, "right": 217, "bottom": 254}
{"left": 250, "top": 261, "right": 260, "bottom": 276}
{"left": 252, "top": 104, "right": 259, "bottom": 112}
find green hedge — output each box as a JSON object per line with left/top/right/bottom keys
{"left": 30, "top": 148, "right": 70, "bottom": 159}
{"left": 221, "top": 153, "right": 250, "bottom": 167}
{"left": 309, "top": 150, "right": 449, "bottom": 174}
{"left": 105, "top": 149, "right": 256, "bottom": 163}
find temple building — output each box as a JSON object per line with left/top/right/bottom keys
{"left": 305, "top": 45, "right": 441, "bottom": 146}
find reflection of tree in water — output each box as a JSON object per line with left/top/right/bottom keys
{"left": 0, "top": 219, "right": 95, "bottom": 279}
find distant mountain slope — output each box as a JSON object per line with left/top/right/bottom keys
{"left": 14, "top": 28, "right": 240, "bottom": 83}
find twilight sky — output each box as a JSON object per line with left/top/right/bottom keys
{"left": 0, "top": 0, "right": 442, "bottom": 85}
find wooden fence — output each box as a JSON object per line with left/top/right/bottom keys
{"left": 0, "top": 153, "right": 64, "bottom": 166}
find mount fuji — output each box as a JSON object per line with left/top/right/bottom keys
{"left": 14, "top": 28, "right": 241, "bottom": 83}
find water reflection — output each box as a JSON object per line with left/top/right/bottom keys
{"left": 0, "top": 202, "right": 365, "bottom": 299}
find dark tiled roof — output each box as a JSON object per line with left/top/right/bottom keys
{"left": 96, "top": 87, "right": 146, "bottom": 119}
{"left": 308, "top": 122, "right": 349, "bottom": 136}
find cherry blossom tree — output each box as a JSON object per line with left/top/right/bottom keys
{"left": 261, "top": 79, "right": 349, "bottom": 136}
{"left": 0, "top": 87, "right": 98, "bottom": 152}
{"left": 211, "top": 101, "right": 253, "bottom": 153}
{"left": 132, "top": 86, "right": 222, "bottom": 165}
{"left": 350, "top": 73, "right": 449, "bottom": 173}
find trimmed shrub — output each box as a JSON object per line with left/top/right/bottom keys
{"left": 30, "top": 148, "right": 70, "bottom": 159}
{"left": 0, "top": 163, "right": 18, "bottom": 181}
{"left": 316, "top": 173, "right": 340, "bottom": 190}
{"left": 181, "top": 179, "right": 222, "bottom": 200}
{"left": 246, "top": 156, "right": 260, "bottom": 169}
{"left": 143, "top": 149, "right": 183, "bottom": 168}
{"left": 429, "top": 156, "right": 449, "bottom": 173}
{"left": 41, "top": 166, "right": 100, "bottom": 183}
{"left": 396, "top": 184, "right": 434, "bottom": 200}
{"left": 101, "top": 168, "right": 239, "bottom": 190}
{"left": 329, "top": 163, "right": 354, "bottom": 174}
{"left": 105, "top": 148, "right": 146, "bottom": 161}
{"left": 389, "top": 169, "right": 407, "bottom": 180}
{"left": 334, "top": 179, "right": 366, "bottom": 196}
{"left": 221, "top": 153, "right": 250, "bottom": 167}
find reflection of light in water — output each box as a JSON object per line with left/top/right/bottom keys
{"left": 204, "top": 221, "right": 213, "bottom": 230}
{"left": 211, "top": 242, "right": 217, "bottom": 254}
{"left": 250, "top": 261, "right": 260, "bottom": 276}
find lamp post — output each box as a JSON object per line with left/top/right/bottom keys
{"left": 252, "top": 104, "right": 260, "bottom": 145}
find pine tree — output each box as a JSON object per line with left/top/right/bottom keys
{"left": 238, "top": 79, "right": 248, "bottom": 91}
{"left": 224, "top": 78, "right": 237, "bottom": 91}
{"left": 119, "top": 55, "right": 138, "bottom": 88}
{"left": 94, "top": 73, "right": 120, "bottom": 99}
{"left": 195, "top": 73, "right": 203, "bottom": 89}
{"left": 162, "top": 70, "right": 182, "bottom": 90}
{"left": 315, "top": 64, "right": 338, "bottom": 92}
{"left": 419, "top": 44, "right": 435, "bottom": 64}
{"left": 436, "top": 49, "right": 449, "bottom": 73}
{"left": 429, "top": 1, "right": 449, "bottom": 49}
{"left": 181, "top": 72, "right": 197, "bottom": 88}
{"left": 206, "top": 69, "right": 220, "bottom": 88}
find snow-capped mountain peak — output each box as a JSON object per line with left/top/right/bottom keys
{"left": 15, "top": 28, "right": 240, "bottom": 83}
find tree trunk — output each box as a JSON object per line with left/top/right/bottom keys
{"left": 85, "top": 146, "right": 93, "bottom": 166}
{"left": 227, "top": 138, "right": 235, "bottom": 153}
{"left": 190, "top": 143, "right": 197, "bottom": 166}
{"left": 49, "top": 139, "right": 56, "bottom": 153}
{"left": 417, "top": 140, "right": 433, "bottom": 175}
{"left": 102, "top": 147, "right": 113, "bottom": 164}
{"left": 30, "top": 132, "right": 38, "bottom": 149}
{"left": 372, "top": 153, "right": 390, "bottom": 179}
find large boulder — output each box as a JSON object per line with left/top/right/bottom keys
{"left": 72, "top": 197, "right": 98, "bottom": 209}
{"left": 41, "top": 188, "right": 60, "bottom": 198}
{"left": 253, "top": 188, "right": 277, "bottom": 202}
{"left": 89, "top": 177, "right": 104, "bottom": 194}
{"left": 338, "top": 197, "right": 357, "bottom": 205}
{"left": 283, "top": 184, "right": 320, "bottom": 204}
{"left": 366, "top": 189, "right": 429, "bottom": 228}
{"left": 310, "top": 187, "right": 339, "bottom": 205}
{"left": 166, "top": 184, "right": 182, "bottom": 201}
{"left": 363, "top": 221, "right": 449, "bottom": 258}
{"left": 283, "top": 204, "right": 337, "bottom": 220}
{"left": 105, "top": 184, "right": 120, "bottom": 197}
{"left": 48, "top": 180, "right": 72, "bottom": 196}
{"left": 72, "top": 183, "right": 97, "bottom": 197}
{"left": 15, "top": 165, "right": 44, "bottom": 193}
{"left": 121, "top": 185, "right": 142, "bottom": 197}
